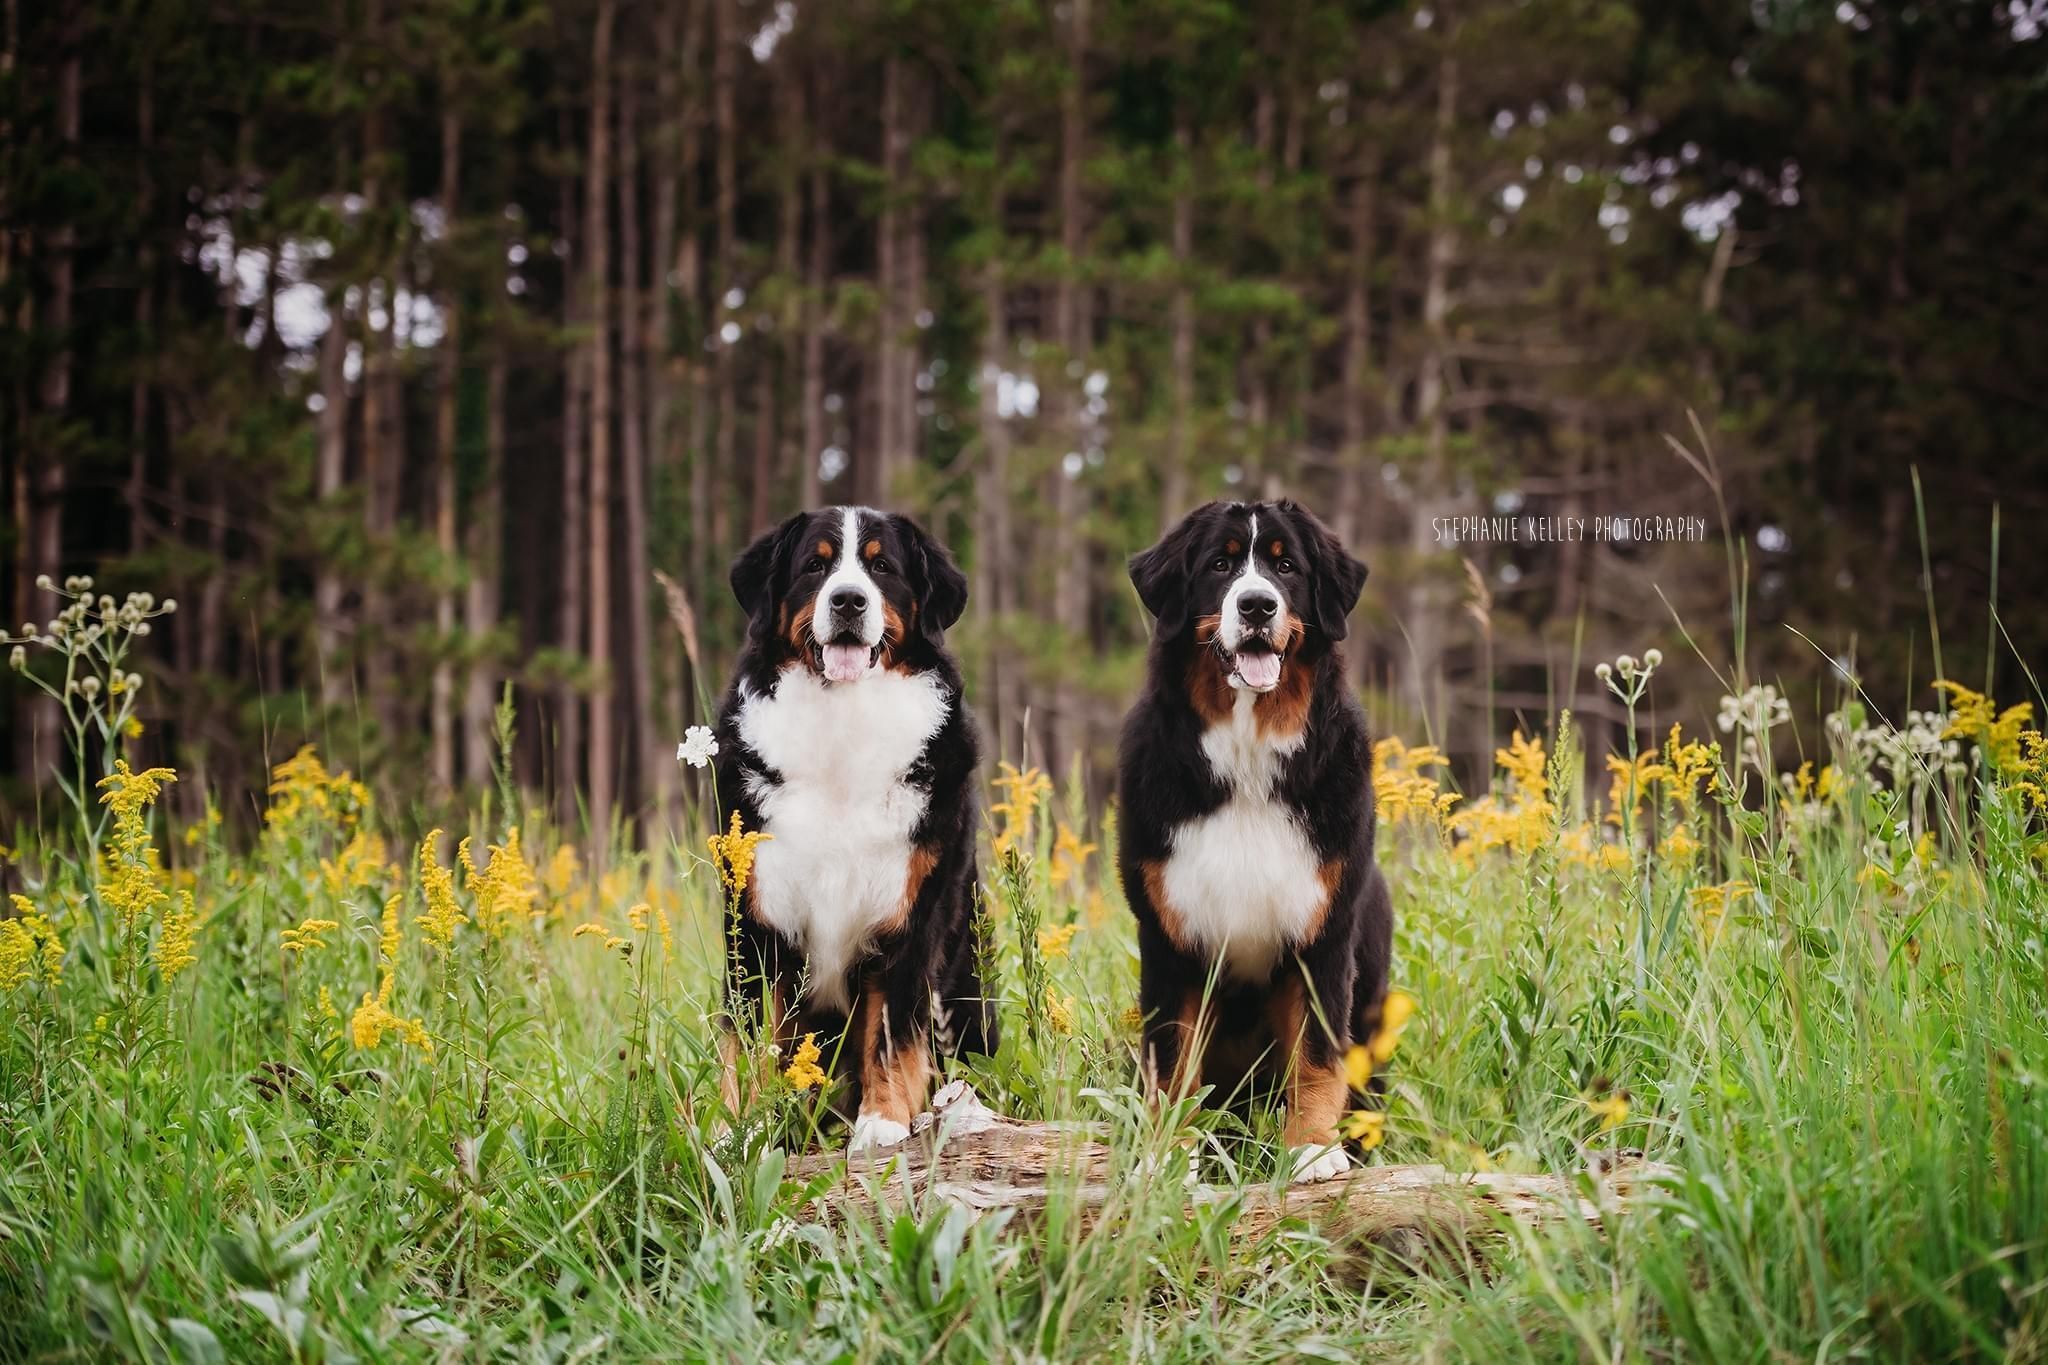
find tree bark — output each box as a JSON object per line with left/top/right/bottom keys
{"left": 1048, "top": 0, "right": 1090, "bottom": 774}
{"left": 871, "top": 55, "right": 904, "bottom": 506}
{"left": 1163, "top": 111, "right": 1194, "bottom": 532}
{"left": 1334, "top": 143, "right": 1379, "bottom": 552}
{"left": 463, "top": 347, "right": 505, "bottom": 790}
{"left": 709, "top": 0, "right": 736, "bottom": 582}
{"left": 799, "top": 66, "right": 827, "bottom": 511}
{"left": 430, "top": 109, "right": 462, "bottom": 794}
{"left": 620, "top": 45, "right": 664, "bottom": 828}
{"left": 557, "top": 98, "right": 587, "bottom": 823}
{"left": 976, "top": 162, "right": 1014, "bottom": 765}
{"left": 1407, "top": 50, "right": 1458, "bottom": 742}
{"left": 586, "top": 0, "right": 618, "bottom": 848}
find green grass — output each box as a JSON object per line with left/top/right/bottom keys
{"left": 4, "top": 684, "right": 2048, "bottom": 1363}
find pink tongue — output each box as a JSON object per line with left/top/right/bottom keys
{"left": 822, "top": 643, "right": 870, "bottom": 683}
{"left": 1235, "top": 652, "right": 1282, "bottom": 689}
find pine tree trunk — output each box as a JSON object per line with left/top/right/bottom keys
{"left": 1335, "top": 143, "right": 1378, "bottom": 551}
{"left": 976, "top": 168, "right": 1014, "bottom": 765}
{"left": 586, "top": 0, "right": 618, "bottom": 849}
{"left": 620, "top": 50, "right": 665, "bottom": 828}
{"left": 799, "top": 67, "right": 827, "bottom": 512}
{"left": 709, "top": 0, "right": 736, "bottom": 583}
{"left": 430, "top": 109, "right": 462, "bottom": 794}
{"left": 1407, "top": 51, "right": 1458, "bottom": 741}
{"left": 1163, "top": 111, "right": 1193, "bottom": 532}
{"left": 1048, "top": 0, "right": 1090, "bottom": 774}
{"left": 463, "top": 348, "right": 505, "bottom": 790}
{"left": 872, "top": 55, "right": 903, "bottom": 506}
{"left": 557, "top": 102, "right": 587, "bottom": 824}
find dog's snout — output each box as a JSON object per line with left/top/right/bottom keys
{"left": 1238, "top": 591, "right": 1278, "bottom": 625}
{"left": 830, "top": 587, "right": 867, "bottom": 614}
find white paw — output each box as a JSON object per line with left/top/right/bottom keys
{"left": 848, "top": 1113, "right": 911, "bottom": 1154}
{"left": 1134, "top": 1148, "right": 1202, "bottom": 1188}
{"left": 1289, "top": 1143, "right": 1352, "bottom": 1184}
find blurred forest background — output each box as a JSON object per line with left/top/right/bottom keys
{"left": 3, "top": 0, "right": 2044, "bottom": 838}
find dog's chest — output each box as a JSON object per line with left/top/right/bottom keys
{"left": 1160, "top": 695, "right": 1324, "bottom": 981}
{"left": 737, "top": 668, "right": 950, "bottom": 1011}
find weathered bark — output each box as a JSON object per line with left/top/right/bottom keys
{"left": 786, "top": 1090, "right": 1671, "bottom": 1273}
{"left": 975, "top": 180, "right": 1014, "bottom": 766}
{"left": 871, "top": 55, "right": 904, "bottom": 506}
{"left": 1333, "top": 143, "right": 1379, "bottom": 552}
{"left": 586, "top": 0, "right": 618, "bottom": 848}
{"left": 314, "top": 298, "right": 350, "bottom": 707}
{"left": 709, "top": 0, "right": 736, "bottom": 576}
{"left": 430, "top": 110, "right": 462, "bottom": 793}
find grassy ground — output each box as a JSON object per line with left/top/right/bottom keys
{"left": 4, "top": 623, "right": 2048, "bottom": 1361}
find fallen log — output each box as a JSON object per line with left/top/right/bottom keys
{"left": 787, "top": 1082, "right": 1673, "bottom": 1267}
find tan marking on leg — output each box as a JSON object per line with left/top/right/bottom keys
{"left": 1140, "top": 860, "right": 1194, "bottom": 952}
{"left": 876, "top": 845, "right": 938, "bottom": 937}
{"left": 1291, "top": 858, "right": 1346, "bottom": 943}
{"left": 857, "top": 981, "right": 932, "bottom": 1126}
{"left": 1269, "top": 972, "right": 1347, "bottom": 1145}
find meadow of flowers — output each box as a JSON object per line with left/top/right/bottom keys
{"left": 4, "top": 579, "right": 2048, "bottom": 1361}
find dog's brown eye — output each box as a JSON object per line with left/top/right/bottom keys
{"left": 804, "top": 556, "right": 827, "bottom": 575}
{"left": 1276, "top": 558, "right": 1297, "bottom": 575}
{"left": 870, "top": 556, "right": 893, "bottom": 575}
{"left": 1211, "top": 556, "right": 1233, "bottom": 573}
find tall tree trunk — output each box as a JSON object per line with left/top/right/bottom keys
{"left": 871, "top": 55, "right": 903, "bottom": 505}
{"left": 709, "top": 0, "right": 736, "bottom": 580}
{"left": 463, "top": 347, "right": 505, "bottom": 789}
{"left": 430, "top": 109, "right": 462, "bottom": 793}
{"left": 586, "top": 0, "right": 618, "bottom": 849}
{"left": 1048, "top": 0, "right": 1090, "bottom": 773}
{"left": 799, "top": 67, "right": 827, "bottom": 511}
{"left": 1163, "top": 111, "right": 1194, "bottom": 531}
{"left": 976, "top": 157, "right": 1014, "bottom": 764}
{"left": 620, "top": 40, "right": 664, "bottom": 828}
{"left": 314, "top": 300, "right": 350, "bottom": 706}
{"left": 1407, "top": 51, "right": 1457, "bottom": 741}
{"left": 557, "top": 106, "right": 587, "bottom": 823}
{"left": 128, "top": 58, "right": 154, "bottom": 553}
{"left": 1334, "top": 143, "right": 1378, "bottom": 550}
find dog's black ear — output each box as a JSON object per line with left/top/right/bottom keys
{"left": 730, "top": 512, "right": 810, "bottom": 624}
{"left": 1128, "top": 506, "right": 1212, "bottom": 639}
{"left": 895, "top": 514, "right": 969, "bottom": 645}
{"left": 1286, "top": 501, "right": 1368, "bottom": 642}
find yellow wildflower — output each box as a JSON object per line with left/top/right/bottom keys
{"left": 280, "top": 916, "right": 339, "bottom": 955}
{"left": 783, "top": 1032, "right": 827, "bottom": 1090}
{"left": 462, "top": 827, "right": 539, "bottom": 936}
{"left": 416, "top": 830, "right": 465, "bottom": 947}
{"left": 264, "top": 745, "right": 371, "bottom": 832}
{"left": 1936, "top": 680, "right": 2033, "bottom": 772}
{"left": 2, "top": 895, "right": 65, "bottom": 992}
{"left": 1373, "top": 737, "right": 1461, "bottom": 829}
{"left": 317, "top": 985, "right": 338, "bottom": 1020}
{"left": 1339, "top": 1110, "right": 1385, "bottom": 1150}
{"left": 318, "top": 829, "right": 393, "bottom": 897}
{"left": 1049, "top": 822, "right": 1098, "bottom": 889}
{"left": 1045, "top": 985, "right": 1075, "bottom": 1034}
{"left": 628, "top": 901, "right": 674, "bottom": 959}
{"left": 707, "top": 810, "right": 772, "bottom": 897}
{"left": 97, "top": 760, "right": 177, "bottom": 933}
{"left": 542, "top": 843, "right": 582, "bottom": 900}
{"left": 1605, "top": 751, "right": 1667, "bottom": 832}
{"left": 989, "top": 763, "right": 1053, "bottom": 858}
{"left": 1582, "top": 1086, "right": 1631, "bottom": 1132}
{"left": 155, "top": 890, "right": 198, "bottom": 984}
{"left": 1496, "top": 730, "right": 1548, "bottom": 802}
{"left": 1343, "top": 1044, "right": 1375, "bottom": 1091}
{"left": 1661, "top": 724, "right": 1718, "bottom": 809}
{"left": 350, "top": 894, "right": 430, "bottom": 1054}
{"left": 1037, "top": 922, "right": 1079, "bottom": 958}
{"left": 1368, "top": 990, "right": 1414, "bottom": 1066}
{"left": 1118, "top": 1004, "right": 1145, "bottom": 1033}
{"left": 572, "top": 921, "right": 628, "bottom": 952}
{"left": 1689, "top": 879, "right": 1754, "bottom": 938}
{"left": 183, "top": 801, "right": 223, "bottom": 848}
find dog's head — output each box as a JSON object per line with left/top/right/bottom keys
{"left": 1128, "top": 499, "right": 1367, "bottom": 694}
{"left": 730, "top": 506, "right": 968, "bottom": 683}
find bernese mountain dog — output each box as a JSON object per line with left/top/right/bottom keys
{"left": 713, "top": 506, "right": 995, "bottom": 1153}
{"left": 1117, "top": 498, "right": 1393, "bottom": 1183}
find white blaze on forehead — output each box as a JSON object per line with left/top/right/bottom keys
{"left": 1220, "top": 511, "right": 1293, "bottom": 656}
{"left": 814, "top": 506, "right": 884, "bottom": 648}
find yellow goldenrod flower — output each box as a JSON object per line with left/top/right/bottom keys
{"left": 96, "top": 760, "right": 177, "bottom": 934}
{"left": 1339, "top": 1109, "right": 1385, "bottom": 1150}
{"left": 1368, "top": 990, "right": 1415, "bottom": 1066}
{"left": 317, "top": 985, "right": 338, "bottom": 1020}
{"left": 542, "top": 843, "right": 583, "bottom": 900}
{"left": 1582, "top": 1085, "right": 1630, "bottom": 1132}
{"left": 1049, "top": 822, "right": 1098, "bottom": 889}
{"left": 627, "top": 901, "right": 674, "bottom": 960}
{"left": 1117, "top": 1004, "right": 1144, "bottom": 1033}
{"left": 783, "top": 1032, "right": 827, "bottom": 1090}
{"left": 351, "top": 894, "right": 430, "bottom": 1054}
{"left": 121, "top": 715, "right": 144, "bottom": 740}
{"left": 706, "top": 810, "right": 772, "bottom": 897}
{"left": 1936, "top": 680, "right": 2033, "bottom": 773}
{"left": 154, "top": 890, "right": 198, "bottom": 985}
{"left": 1343, "top": 1044, "right": 1375, "bottom": 1091}
{"left": 280, "top": 916, "right": 340, "bottom": 954}
{"left": 1045, "top": 985, "right": 1075, "bottom": 1034}
{"left": 1496, "top": 730, "right": 1549, "bottom": 802}
{"left": 571, "top": 921, "right": 628, "bottom": 952}
{"left": 264, "top": 745, "right": 372, "bottom": 832}
{"left": 1373, "top": 737, "right": 1461, "bottom": 830}
{"left": 318, "top": 829, "right": 393, "bottom": 898}
{"left": 462, "top": 827, "right": 539, "bottom": 937}
{"left": 416, "top": 830, "right": 465, "bottom": 947}
{"left": 989, "top": 763, "right": 1053, "bottom": 858}
{"left": 1660, "top": 724, "right": 1719, "bottom": 810}
{"left": 1037, "top": 922, "right": 1079, "bottom": 958}
{"left": 2, "top": 897, "right": 64, "bottom": 993}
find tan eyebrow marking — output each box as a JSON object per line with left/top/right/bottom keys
{"left": 1271, "top": 540, "right": 1284, "bottom": 557}
{"left": 1225, "top": 539, "right": 1241, "bottom": 555}
{"left": 864, "top": 539, "right": 882, "bottom": 559}
{"left": 815, "top": 540, "right": 834, "bottom": 559}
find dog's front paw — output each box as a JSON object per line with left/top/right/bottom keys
{"left": 848, "top": 1113, "right": 911, "bottom": 1154}
{"left": 1289, "top": 1143, "right": 1352, "bottom": 1184}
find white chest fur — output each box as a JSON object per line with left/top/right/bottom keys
{"left": 1160, "top": 691, "right": 1325, "bottom": 982}
{"left": 737, "top": 667, "right": 951, "bottom": 1012}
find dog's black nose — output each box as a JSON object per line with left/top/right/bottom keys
{"left": 830, "top": 587, "right": 866, "bottom": 614}
{"left": 1239, "top": 591, "right": 1278, "bottom": 625}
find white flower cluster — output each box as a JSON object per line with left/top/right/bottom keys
{"left": 1594, "top": 648, "right": 1662, "bottom": 705}
{"left": 1852, "top": 708, "right": 1963, "bottom": 789}
{"left": 676, "top": 724, "right": 719, "bottom": 769}
{"left": 1715, "top": 683, "right": 1789, "bottom": 774}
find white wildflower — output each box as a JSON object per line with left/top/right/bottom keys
{"left": 677, "top": 725, "right": 719, "bottom": 769}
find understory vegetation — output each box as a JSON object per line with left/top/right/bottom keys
{"left": 3, "top": 584, "right": 2047, "bottom": 1362}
